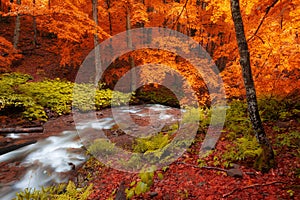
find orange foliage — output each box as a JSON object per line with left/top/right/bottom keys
{"left": 0, "top": 0, "right": 299, "bottom": 99}
{"left": 0, "top": 36, "right": 22, "bottom": 72}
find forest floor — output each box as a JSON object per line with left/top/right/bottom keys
{"left": 76, "top": 117, "right": 300, "bottom": 200}
{"left": 0, "top": 108, "right": 299, "bottom": 199}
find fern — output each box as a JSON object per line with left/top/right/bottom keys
{"left": 14, "top": 181, "right": 92, "bottom": 200}
{"left": 223, "top": 136, "right": 262, "bottom": 162}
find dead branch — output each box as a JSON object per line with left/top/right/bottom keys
{"left": 222, "top": 181, "right": 286, "bottom": 198}
{"left": 171, "top": 0, "right": 189, "bottom": 30}
{"left": 0, "top": 127, "right": 43, "bottom": 134}
{"left": 176, "top": 161, "right": 226, "bottom": 172}
{"left": 0, "top": 140, "right": 37, "bottom": 155}
{"left": 247, "top": 0, "right": 280, "bottom": 43}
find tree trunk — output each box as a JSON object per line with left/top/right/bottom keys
{"left": 32, "top": 0, "right": 37, "bottom": 47}
{"left": 106, "top": 0, "right": 113, "bottom": 35}
{"left": 105, "top": 0, "right": 114, "bottom": 56}
{"left": 0, "top": 0, "right": 2, "bottom": 21}
{"left": 92, "top": 0, "right": 101, "bottom": 86}
{"left": 0, "top": 140, "right": 37, "bottom": 155}
{"left": 13, "top": 0, "right": 22, "bottom": 49}
{"left": 114, "top": 181, "right": 126, "bottom": 200}
{"left": 126, "top": 7, "right": 136, "bottom": 92}
{"left": 230, "top": 0, "right": 275, "bottom": 172}
{"left": 0, "top": 127, "right": 43, "bottom": 133}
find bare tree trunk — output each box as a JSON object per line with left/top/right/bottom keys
{"left": 13, "top": 0, "right": 22, "bottom": 49}
{"left": 0, "top": 0, "right": 2, "bottom": 21}
{"left": 126, "top": 7, "right": 136, "bottom": 92}
{"left": 230, "top": 0, "right": 275, "bottom": 172}
{"left": 106, "top": 0, "right": 113, "bottom": 35}
{"left": 92, "top": 0, "right": 101, "bottom": 86}
{"left": 32, "top": 0, "right": 37, "bottom": 47}
{"left": 105, "top": 0, "right": 114, "bottom": 57}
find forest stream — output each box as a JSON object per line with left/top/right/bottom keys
{"left": 0, "top": 104, "right": 184, "bottom": 199}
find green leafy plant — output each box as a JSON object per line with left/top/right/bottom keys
{"left": 287, "top": 189, "right": 294, "bottom": 197}
{"left": 126, "top": 171, "right": 154, "bottom": 199}
{"left": 258, "top": 97, "right": 297, "bottom": 121}
{"left": 225, "top": 100, "right": 253, "bottom": 139}
{"left": 0, "top": 72, "right": 32, "bottom": 87}
{"left": 223, "top": 136, "right": 262, "bottom": 163}
{"left": 19, "top": 79, "right": 74, "bottom": 115}
{"left": 133, "top": 133, "right": 170, "bottom": 154}
{"left": 14, "top": 181, "right": 93, "bottom": 200}
{"left": 87, "top": 138, "right": 117, "bottom": 158}
{"left": 177, "top": 189, "right": 189, "bottom": 199}
{"left": 182, "top": 107, "right": 210, "bottom": 132}
{"left": 276, "top": 131, "right": 300, "bottom": 149}
{"left": 0, "top": 73, "right": 135, "bottom": 121}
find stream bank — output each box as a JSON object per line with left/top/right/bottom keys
{"left": 0, "top": 104, "right": 183, "bottom": 199}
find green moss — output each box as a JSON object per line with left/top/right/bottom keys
{"left": 254, "top": 144, "right": 276, "bottom": 172}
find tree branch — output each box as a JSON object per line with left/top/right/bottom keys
{"left": 229, "top": 0, "right": 280, "bottom": 56}
{"left": 247, "top": 0, "right": 280, "bottom": 43}
{"left": 171, "top": 0, "right": 189, "bottom": 30}
{"left": 176, "top": 161, "right": 227, "bottom": 172}
{"left": 222, "top": 181, "right": 286, "bottom": 198}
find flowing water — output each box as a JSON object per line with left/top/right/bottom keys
{"left": 0, "top": 104, "right": 183, "bottom": 199}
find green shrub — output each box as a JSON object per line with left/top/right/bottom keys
{"left": 223, "top": 136, "right": 262, "bottom": 163}
{"left": 0, "top": 73, "right": 135, "bottom": 121}
{"left": 19, "top": 79, "right": 74, "bottom": 115}
{"left": 258, "top": 97, "right": 289, "bottom": 121}
{"left": 182, "top": 107, "right": 210, "bottom": 132}
{"left": 225, "top": 100, "right": 253, "bottom": 139}
{"left": 126, "top": 171, "right": 155, "bottom": 199}
{"left": 0, "top": 72, "right": 32, "bottom": 87}
{"left": 73, "top": 84, "right": 134, "bottom": 111}
{"left": 258, "top": 96, "right": 300, "bottom": 121}
{"left": 72, "top": 83, "right": 95, "bottom": 111}
{"left": 0, "top": 73, "right": 47, "bottom": 120}
{"left": 87, "top": 138, "right": 117, "bottom": 158}
{"left": 133, "top": 133, "right": 170, "bottom": 153}
{"left": 276, "top": 131, "right": 300, "bottom": 149}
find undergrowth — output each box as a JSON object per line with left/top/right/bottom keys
{"left": 0, "top": 73, "right": 134, "bottom": 121}
{"left": 14, "top": 181, "right": 93, "bottom": 200}
{"left": 199, "top": 99, "right": 300, "bottom": 169}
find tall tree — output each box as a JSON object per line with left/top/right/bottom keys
{"left": 126, "top": 4, "right": 136, "bottom": 92}
{"left": 13, "top": 0, "right": 21, "bottom": 48}
{"left": 32, "top": 0, "right": 37, "bottom": 46}
{"left": 92, "top": 0, "right": 101, "bottom": 86}
{"left": 105, "top": 0, "right": 113, "bottom": 35}
{"left": 230, "top": 0, "right": 275, "bottom": 172}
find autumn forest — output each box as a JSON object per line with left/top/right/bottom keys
{"left": 0, "top": 0, "right": 299, "bottom": 199}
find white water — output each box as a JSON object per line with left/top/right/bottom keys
{"left": 0, "top": 130, "right": 86, "bottom": 200}
{"left": 0, "top": 104, "right": 182, "bottom": 199}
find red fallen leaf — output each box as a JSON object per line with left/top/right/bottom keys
{"left": 75, "top": 120, "right": 300, "bottom": 200}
